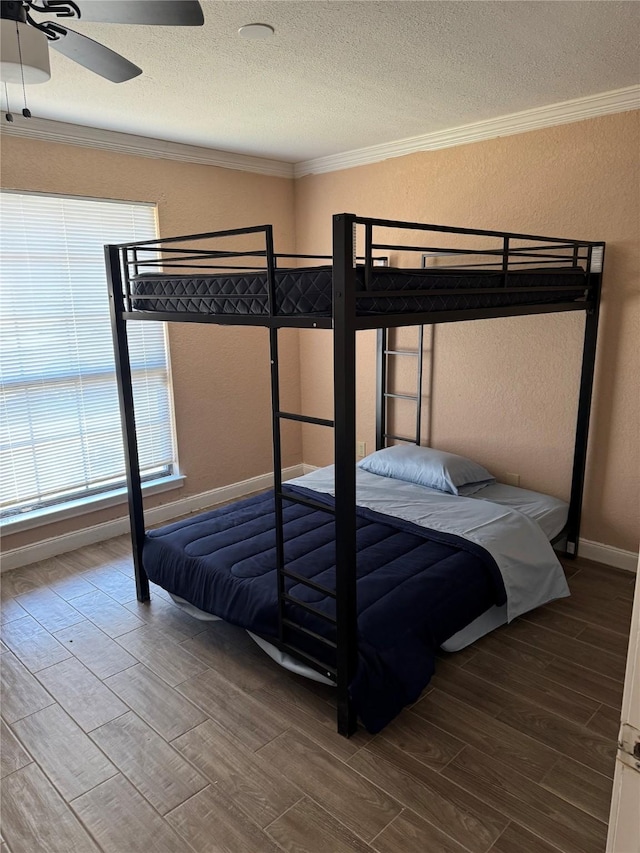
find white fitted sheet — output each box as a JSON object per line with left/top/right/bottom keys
{"left": 468, "top": 482, "right": 568, "bottom": 541}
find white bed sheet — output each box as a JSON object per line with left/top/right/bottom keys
{"left": 434, "top": 480, "right": 567, "bottom": 649}
{"left": 437, "top": 480, "right": 569, "bottom": 650}
{"left": 469, "top": 482, "right": 568, "bottom": 541}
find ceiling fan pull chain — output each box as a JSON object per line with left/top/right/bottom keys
{"left": 4, "top": 82, "right": 14, "bottom": 122}
{"left": 14, "top": 20, "right": 32, "bottom": 118}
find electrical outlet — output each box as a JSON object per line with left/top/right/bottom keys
{"left": 504, "top": 472, "right": 520, "bottom": 487}
{"left": 357, "top": 440, "right": 366, "bottom": 458}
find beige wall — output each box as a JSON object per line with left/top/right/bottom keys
{"left": 295, "top": 111, "right": 639, "bottom": 552}
{"left": 1, "top": 136, "right": 301, "bottom": 553}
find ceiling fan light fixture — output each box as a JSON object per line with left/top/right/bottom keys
{"left": 0, "top": 20, "right": 50, "bottom": 84}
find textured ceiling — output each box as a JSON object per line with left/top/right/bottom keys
{"left": 4, "top": 0, "right": 640, "bottom": 163}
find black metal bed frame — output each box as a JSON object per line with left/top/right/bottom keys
{"left": 105, "top": 213, "right": 604, "bottom": 737}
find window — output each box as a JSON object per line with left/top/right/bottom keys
{"left": 0, "top": 191, "right": 177, "bottom": 523}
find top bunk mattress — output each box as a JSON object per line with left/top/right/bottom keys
{"left": 129, "top": 265, "right": 587, "bottom": 317}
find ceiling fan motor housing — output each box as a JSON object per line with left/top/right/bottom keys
{"left": 1, "top": 2, "right": 51, "bottom": 84}
{"left": 1, "top": 2, "right": 28, "bottom": 24}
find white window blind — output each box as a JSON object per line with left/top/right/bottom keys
{"left": 0, "top": 191, "right": 176, "bottom": 520}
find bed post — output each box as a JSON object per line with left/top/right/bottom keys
{"left": 105, "top": 244, "right": 149, "bottom": 602}
{"left": 333, "top": 213, "right": 358, "bottom": 736}
{"left": 565, "top": 245, "right": 604, "bottom": 557}
{"left": 265, "top": 221, "right": 288, "bottom": 644}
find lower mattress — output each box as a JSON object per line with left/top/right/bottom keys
{"left": 144, "top": 487, "right": 505, "bottom": 732}
{"left": 130, "top": 265, "right": 587, "bottom": 316}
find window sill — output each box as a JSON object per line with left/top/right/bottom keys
{"left": 0, "top": 474, "right": 186, "bottom": 536}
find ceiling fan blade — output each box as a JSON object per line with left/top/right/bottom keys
{"left": 49, "top": 26, "right": 142, "bottom": 82}
{"left": 71, "top": 1, "right": 204, "bottom": 26}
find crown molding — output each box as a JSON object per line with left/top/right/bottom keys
{"left": 2, "top": 84, "right": 637, "bottom": 181}
{"left": 0, "top": 115, "right": 295, "bottom": 179}
{"left": 294, "top": 84, "right": 640, "bottom": 177}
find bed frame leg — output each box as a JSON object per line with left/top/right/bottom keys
{"left": 565, "top": 255, "right": 603, "bottom": 559}
{"left": 337, "top": 687, "right": 358, "bottom": 737}
{"left": 333, "top": 213, "right": 359, "bottom": 737}
{"left": 105, "top": 244, "right": 149, "bottom": 602}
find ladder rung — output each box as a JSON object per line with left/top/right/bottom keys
{"left": 281, "top": 569, "right": 337, "bottom": 598}
{"left": 384, "top": 392, "right": 419, "bottom": 401}
{"left": 282, "top": 619, "right": 337, "bottom": 649}
{"left": 278, "top": 490, "right": 336, "bottom": 515}
{"left": 384, "top": 350, "right": 419, "bottom": 356}
{"left": 276, "top": 411, "right": 334, "bottom": 428}
{"left": 278, "top": 642, "right": 337, "bottom": 680}
{"left": 281, "top": 593, "right": 336, "bottom": 624}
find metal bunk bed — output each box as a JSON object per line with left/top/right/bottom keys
{"left": 105, "top": 213, "right": 604, "bottom": 737}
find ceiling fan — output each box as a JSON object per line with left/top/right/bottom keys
{"left": 0, "top": 1, "right": 204, "bottom": 85}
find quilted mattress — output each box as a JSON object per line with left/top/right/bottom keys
{"left": 130, "top": 265, "right": 587, "bottom": 316}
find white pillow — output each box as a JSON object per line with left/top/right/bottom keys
{"left": 357, "top": 445, "right": 495, "bottom": 496}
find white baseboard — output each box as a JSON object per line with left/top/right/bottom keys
{"left": 0, "top": 465, "right": 305, "bottom": 573}
{"left": 2, "top": 469, "right": 637, "bottom": 576}
{"left": 579, "top": 539, "right": 639, "bottom": 574}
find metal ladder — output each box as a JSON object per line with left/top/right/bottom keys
{"left": 268, "top": 327, "right": 340, "bottom": 683}
{"left": 376, "top": 326, "right": 428, "bottom": 449}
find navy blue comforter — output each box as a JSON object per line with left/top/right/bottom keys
{"left": 143, "top": 487, "right": 505, "bottom": 732}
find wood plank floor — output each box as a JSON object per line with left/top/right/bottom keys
{"left": 1, "top": 542, "right": 634, "bottom": 853}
